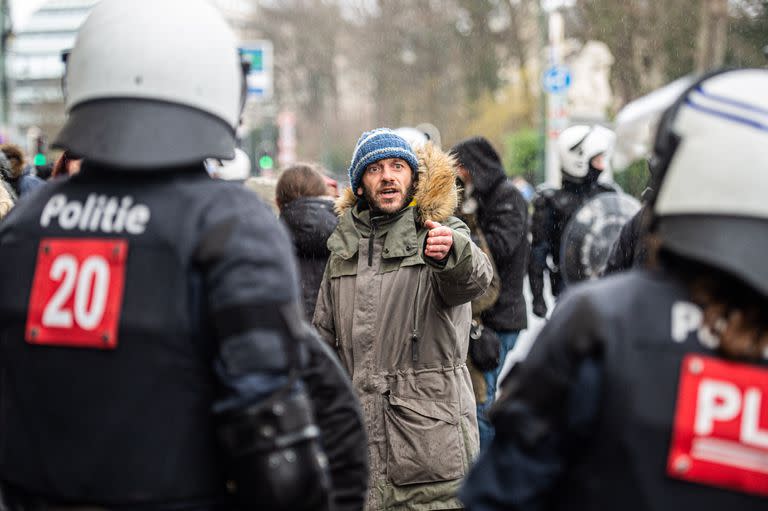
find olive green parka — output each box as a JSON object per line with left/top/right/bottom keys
{"left": 313, "top": 144, "right": 493, "bottom": 510}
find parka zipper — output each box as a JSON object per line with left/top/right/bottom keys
{"left": 411, "top": 266, "right": 423, "bottom": 363}
{"left": 368, "top": 216, "right": 381, "bottom": 267}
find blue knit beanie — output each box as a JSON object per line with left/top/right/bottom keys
{"left": 348, "top": 128, "right": 419, "bottom": 191}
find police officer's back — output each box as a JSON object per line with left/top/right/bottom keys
{"left": 461, "top": 68, "right": 768, "bottom": 510}
{"left": 0, "top": 1, "right": 366, "bottom": 509}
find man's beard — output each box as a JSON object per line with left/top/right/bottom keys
{"left": 362, "top": 182, "right": 416, "bottom": 216}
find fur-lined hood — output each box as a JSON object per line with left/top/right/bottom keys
{"left": 0, "top": 144, "right": 25, "bottom": 179}
{"left": 334, "top": 142, "right": 458, "bottom": 224}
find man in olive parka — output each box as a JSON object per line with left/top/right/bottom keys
{"left": 313, "top": 128, "right": 493, "bottom": 510}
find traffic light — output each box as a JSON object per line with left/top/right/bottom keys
{"left": 33, "top": 135, "right": 47, "bottom": 166}
{"left": 258, "top": 153, "right": 274, "bottom": 171}
{"left": 249, "top": 124, "right": 277, "bottom": 175}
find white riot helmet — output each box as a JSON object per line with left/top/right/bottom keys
{"left": 54, "top": 0, "right": 245, "bottom": 169}
{"left": 582, "top": 125, "right": 616, "bottom": 171}
{"left": 394, "top": 123, "right": 442, "bottom": 151}
{"left": 651, "top": 68, "right": 768, "bottom": 296}
{"left": 558, "top": 125, "right": 616, "bottom": 182}
{"left": 557, "top": 125, "right": 591, "bottom": 181}
{"left": 393, "top": 127, "right": 429, "bottom": 150}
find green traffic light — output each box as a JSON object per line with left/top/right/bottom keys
{"left": 33, "top": 153, "right": 47, "bottom": 166}
{"left": 259, "top": 155, "right": 274, "bottom": 170}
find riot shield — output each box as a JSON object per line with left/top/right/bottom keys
{"left": 560, "top": 192, "right": 641, "bottom": 285}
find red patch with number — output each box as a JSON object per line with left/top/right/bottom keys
{"left": 26, "top": 238, "right": 128, "bottom": 350}
{"left": 667, "top": 354, "right": 768, "bottom": 497}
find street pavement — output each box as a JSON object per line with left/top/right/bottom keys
{"left": 497, "top": 275, "right": 555, "bottom": 388}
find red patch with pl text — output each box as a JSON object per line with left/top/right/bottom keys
{"left": 26, "top": 238, "right": 128, "bottom": 350}
{"left": 667, "top": 354, "right": 768, "bottom": 497}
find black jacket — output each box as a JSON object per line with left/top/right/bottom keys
{"left": 461, "top": 270, "right": 767, "bottom": 510}
{"left": 529, "top": 179, "right": 614, "bottom": 302}
{"left": 280, "top": 197, "right": 338, "bottom": 319}
{"left": 451, "top": 137, "right": 528, "bottom": 331}
{"left": 603, "top": 204, "right": 651, "bottom": 275}
{"left": 0, "top": 165, "right": 367, "bottom": 510}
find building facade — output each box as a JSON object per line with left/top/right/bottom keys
{"left": 7, "top": 0, "right": 97, "bottom": 150}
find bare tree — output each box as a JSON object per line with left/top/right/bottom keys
{"left": 695, "top": 0, "right": 728, "bottom": 71}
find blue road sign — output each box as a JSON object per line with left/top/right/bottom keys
{"left": 240, "top": 40, "right": 273, "bottom": 101}
{"left": 543, "top": 65, "right": 572, "bottom": 94}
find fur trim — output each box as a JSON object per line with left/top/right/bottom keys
{"left": 413, "top": 142, "right": 458, "bottom": 223}
{"left": 334, "top": 142, "right": 458, "bottom": 223}
{"left": 335, "top": 187, "right": 357, "bottom": 216}
{"left": 0, "top": 144, "right": 24, "bottom": 177}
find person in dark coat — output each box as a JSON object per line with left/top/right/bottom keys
{"left": 528, "top": 125, "right": 617, "bottom": 317}
{"left": 276, "top": 163, "right": 339, "bottom": 319}
{"left": 0, "top": 144, "right": 45, "bottom": 196}
{"left": 450, "top": 136, "right": 529, "bottom": 448}
{"left": 603, "top": 204, "right": 652, "bottom": 274}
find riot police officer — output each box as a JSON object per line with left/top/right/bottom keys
{"left": 460, "top": 68, "right": 768, "bottom": 510}
{"left": 0, "top": 1, "right": 367, "bottom": 510}
{"left": 528, "top": 125, "right": 616, "bottom": 317}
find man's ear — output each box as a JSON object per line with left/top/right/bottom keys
{"left": 356, "top": 186, "right": 363, "bottom": 197}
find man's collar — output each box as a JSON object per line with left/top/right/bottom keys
{"left": 328, "top": 203, "right": 420, "bottom": 260}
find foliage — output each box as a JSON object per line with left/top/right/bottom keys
{"left": 614, "top": 159, "right": 649, "bottom": 199}
{"left": 461, "top": 79, "right": 537, "bottom": 152}
{"left": 726, "top": 0, "right": 768, "bottom": 67}
{"left": 503, "top": 128, "right": 543, "bottom": 184}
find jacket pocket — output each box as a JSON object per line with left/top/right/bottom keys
{"left": 384, "top": 394, "right": 465, "bottom": 485}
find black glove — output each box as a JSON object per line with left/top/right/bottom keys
{"left": 532, "top": 298, "right": 548, "bottom": 318}
{"left": 468, "top": 321, "right": 501, "bottom": 372}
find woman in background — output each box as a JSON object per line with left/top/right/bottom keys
{"left": 276, "top": 163, "right": 338, "bottom": 319}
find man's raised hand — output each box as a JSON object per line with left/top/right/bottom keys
{"left": 424, "top": 220, "right": 453, "bottom": 261}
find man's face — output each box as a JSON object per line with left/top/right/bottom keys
{"left": 358, "top": 157, "right": 413, "bottom": 214}
{"left": 590, "top": 153, "right": 606, "bottom": 171}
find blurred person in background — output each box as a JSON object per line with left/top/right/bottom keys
{"left": 0, "top": 144, "right": 44, "bottom": 197}
{"left": 323, "top": 174, "right": 340, "bottom": 197}
{"left": 460, "top": 68, "right": 768, "bottom": 511}
{"left": 528, "top": 125, "right": 616, "bottom": 318}
{"left": 51, "top": 150, "right": 83, "bottom": 178}
{"left": 276, "top": 162, "right": 339, "bottom": 319}
{"left": 450, "top": 136, "right": 529, "bottom": 450}
{"left": 454, "top": 176, "right": 502, "bottom": 455}
{"left": 0, "top": 1, "right": 367, "bottom": 510}
{"left": 34, "top": 163, "right": 54, "bottom": 181}
{"left": 603, "top": 196, "right": 654, "bottom": 274}
{"left": 314, "top": 128, "right": 492, "bottom": 511}
{"left": 0, "top": 152, "right": 16, "bottom": 219}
